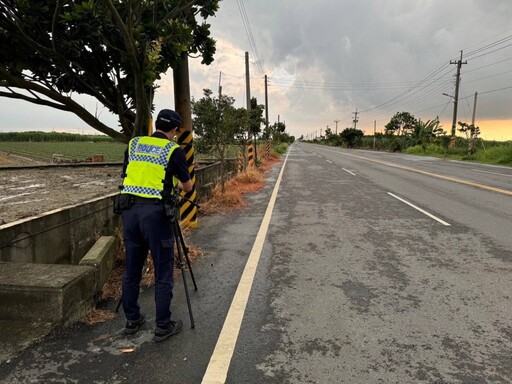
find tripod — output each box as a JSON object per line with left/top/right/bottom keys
{"left": 167, "top": 197, "right": 198, "bottom": 328}
{"left": 115, "top": 195, "right": 199, "bottom": 329}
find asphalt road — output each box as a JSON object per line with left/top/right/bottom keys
{"left": 1, "top": 143, "right": 511, "bottom": 383}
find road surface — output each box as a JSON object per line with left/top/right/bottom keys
{"left": 1, "top": 143, "right": 511, "bottom": 383}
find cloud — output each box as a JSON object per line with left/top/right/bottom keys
{"left": 0, "top": 0, "right": 511, "bottom": 140}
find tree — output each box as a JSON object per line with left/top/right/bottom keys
{"left": 410, "top": 117, "right": 445, "bottom": 147}
{"left": 339, "top": 127, "right": 364, "bottom": 148}
{"left": 458, "top": 121, "right": 481, "bottom": 154}
{"left": 385, "top": 112, "right": 418, "bottom": 136}
{"left": 248, "top": 97, "right": 264, "bottom": 138}
{"left": 248, "top": 97, "right": 264, "bottom": 161}
{"left": 192, "top": 88, "right": 241, "bottom": 189}
{"left": 0, "top": 0, "right": 219, "bottom": 142}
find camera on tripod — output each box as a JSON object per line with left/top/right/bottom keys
{"left": 161, "top": 185, "right": 182, "bottom": 223}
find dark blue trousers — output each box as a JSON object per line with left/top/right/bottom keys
{"left": 121, "top": 203, "right": 175, "bottom": 329}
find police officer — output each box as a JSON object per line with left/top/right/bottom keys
{"left": 120, "top": 109, "right": 192, "bottom": 342}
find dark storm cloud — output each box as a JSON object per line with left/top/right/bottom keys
{"left": 206, "top": 0, "right": 512, "bottom": 135}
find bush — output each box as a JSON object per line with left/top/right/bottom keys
{"left": 472, "top": 143, "right": 512, "bottom": 165}
{"left": 275, "top": 142, "right": 288, "bottom": 154}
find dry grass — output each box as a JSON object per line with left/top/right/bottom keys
{"left": 200, "top": 156, "right": 282, "bottom": 215}
{"left": 82, "top": 309, "right": 117, "bottom": 325}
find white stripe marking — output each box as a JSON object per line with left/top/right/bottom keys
{"left": 326, "top": 160, "right": 333, "bottom": 164}
{"left": 202, "top": 151, "right": 290, "bottom": 384}
{"left": 343, "top": 168, "right": 356, "bottom": 176}
{"left": 387, "top": 192, "right": 451, "bottom": 226}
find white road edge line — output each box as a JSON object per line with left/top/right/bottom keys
{"left": 202, "top": 150, "right": 290, "bottom": 384}
{"left": 343, "top": 168, "right": 356, "bottom": 176}
{"left": 387, "top": 192, "right": 451, "bottom": 226}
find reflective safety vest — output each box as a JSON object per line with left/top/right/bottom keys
{"left": 121, "top": 136, "right": 180, "bottom": 199}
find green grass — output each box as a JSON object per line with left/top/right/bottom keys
{"left": 404, "top": 142, "right": 512, "bottom": 166}
{"left": 0, "top": 141, "right": 126, "bottom": 162}
{"left": 275, "top": 142, "right": 289, "bottom": 155}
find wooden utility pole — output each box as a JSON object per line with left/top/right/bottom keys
{"left": 352, "top": 109, "right": 359, "bottom": 129}
{"left": 218, "top": 71, "right": 222, "bottom": 100}
{"left": 264, "top": 74, "right": 269, "bottom": 135}
{"left": 245, "top": 51, "right": 256, "bottom": 164}
{"left": 450, "top": 50, "right": 467, "bottom": 137}
{"left": 173, "top": 54, "right": 197, "bottom": 227}
{"left": 471, "top": 91, "right": 478, "bottom": 126}
{"left": 245, "top": 52, "right": 251, "bottom": 112}
{"left": 373, "top": 120, "right": 376, "bottom": 150}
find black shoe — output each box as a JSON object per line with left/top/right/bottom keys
{"left": 153, "top": 320, "right": 183, "bottom": 342}
{"left": 124, "top": 314, "right": 145, "bottom": 335}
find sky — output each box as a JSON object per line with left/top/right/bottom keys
{"left": 1, "top": 0, "right": 512, "bottom": 141}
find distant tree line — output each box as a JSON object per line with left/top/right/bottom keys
{"left": 306, "top": 111, "right": 511, "bottom": 166}
{"left": 0, "top": 131, "right": 116, "bottom": 142}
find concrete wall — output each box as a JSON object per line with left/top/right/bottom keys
{"left": 0, "top": 194, "right": 120, "bottom": 265}
{"left": 0, "top": 160, "right": 236, "bottom": 265}
{"left": 194, "top": 159, "right": 238, "bottom": 202}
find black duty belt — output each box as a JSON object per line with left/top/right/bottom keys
{"left": 131, "top": 196, "right": 163, "bottom": 204}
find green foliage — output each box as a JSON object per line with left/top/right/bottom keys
{"left": 468, "top": 142, "right": 512, "bottom": 165}
{"left": 339, "top": 128, "right": 364, "bottom": 148}
{"left": 192, "top": 89, "right": 247, "bottom": 157}
{"left": 249, "top": 97, "right": 265, "bottom": 138}
{"left": 0, "top": 0, "right": 219, "bottom": 141}
{"left": 385, "top": 112, "right": 418, "bottom": 136}
{"left": 275, "top": 142, "right": 289, "bottom": 154}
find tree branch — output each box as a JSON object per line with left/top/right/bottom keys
{"left": 0, "top": 67, "right": 127, "bottom": 142}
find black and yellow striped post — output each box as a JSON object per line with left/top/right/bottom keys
{"left": 247, "top": 139, "right": 255, "bottom": 167}
{"left": 177, "top": 129, "right": 198, "bottom": 228}
{"left": 266, "top": 140, "right": 271, "bottom": 158}
{"left": 174, "top": 54, "right": 198, "bottom": 228}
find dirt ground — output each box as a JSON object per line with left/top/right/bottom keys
{"left": 0, "top": 153, "right": 122, "bottom": 224}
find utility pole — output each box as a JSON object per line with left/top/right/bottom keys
{"left": 334, "top": 119, "right": 339, "bottom": 135}
{"left": 245, "top": 52, "right": 251, "bottom": 112}
{"left": 174, "top": 54, "right": 197, "bottom": 226}
{"left": 218, "top": 71, "right": 222, "bottom": 100}
{"left": 264, "top": 75, "right": 269, "bottom": 136}
{"left": 373, "top": 120, "right": 376, "bottom": 150}
{"left": 245, "top": 51, "right": 257, "bottom": 163}
{"left": 450, "top": 50, "right": 467, "bottom": 137}
{"left": 471, "top": 91, "right": 478, "bottom": 126}
{"left": 352, "top": 109, "right": 359, "bottom": 129}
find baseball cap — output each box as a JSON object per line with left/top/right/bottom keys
{"left": 155, "top": 109, "right": 182, "bottom": 132}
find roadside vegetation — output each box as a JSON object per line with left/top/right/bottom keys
{"left": 306, "top": 111, "right": 512, "bottom": 166}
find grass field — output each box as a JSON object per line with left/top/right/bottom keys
{"left": 0, "top": 141, "right": 127, "bottom": 162}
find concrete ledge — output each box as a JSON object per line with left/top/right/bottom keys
{"left": 79, "top": 236, "right": 117, "bottom": 293}
{"left": 0, "top": 262, "right": 96, "bottom": 325}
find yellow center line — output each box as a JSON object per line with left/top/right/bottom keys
{"left": 322, "top": 148, "right": 512, "bottom": 197}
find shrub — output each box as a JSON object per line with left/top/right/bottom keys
{"left": 275, "top": 142, "right": 288, "bottom": 154}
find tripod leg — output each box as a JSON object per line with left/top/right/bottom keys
{"left": 176, "top": 224, "right": 198, "bottom": 291}
{"left": 115, "top": 297, "right": 123, "bottom": 313}
{"left": 174, "top": 223, "right": 195, "bottom": 328}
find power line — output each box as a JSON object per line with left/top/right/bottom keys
{"left": 236, "top": 0, "right": 264, "bottom": 76}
